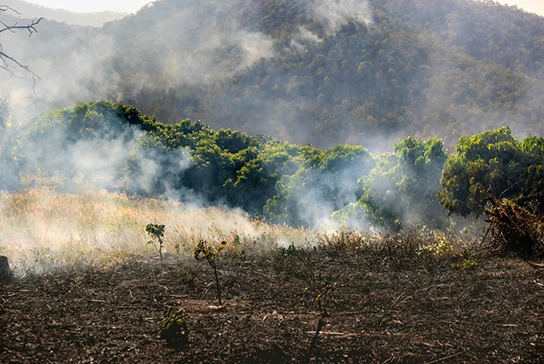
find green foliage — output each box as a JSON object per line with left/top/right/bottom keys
{"left": 160, "top": 308, "right": 189, "bottom": 347}
{"left": 193, "top": 239, "right": 226, "bottom": 265}
{"left": 417, "top": 241, "right": 455, "bottom": 257}
{"left": 264, "top": 144, "right": 374, "bottom": 227}
{"left": 458, "top": 259, "right": 478, "bottom": 270}
{"left": 439, "top": 127, "right": 544, "bottom": 218}
{"left": 360, "top": 137, "right": 449, "bottom": 232}
{"left": 12, "top": 100, "right": 544, "bottom": 238}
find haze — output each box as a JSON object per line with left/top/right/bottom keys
{"left": 19, "top": 1, "right": 544, "bottom": 17}
{"left": 22, "top": 0, "right": 156, "bottom": 13}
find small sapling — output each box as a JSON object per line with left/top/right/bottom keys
{"left": 305, "top": 281, "right": 337, "bottom": 362}
{"left": 146, "top": 223, "right": 165, "bottom": 264}
{"left": 194, "top": 239, "right": 226, "bottom": 305}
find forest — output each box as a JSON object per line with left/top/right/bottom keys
{"left": 2, "top": 100, "right": 544, "bottom": 242}
{"left": 3, "top": 0, "right": 544, "bottom": 148}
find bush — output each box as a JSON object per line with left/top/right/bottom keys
{"left": 160, "top": 308, "right": 189, "bottom": 347}
{"left": 485, "top": 198, "right": 544, "bottom": 258}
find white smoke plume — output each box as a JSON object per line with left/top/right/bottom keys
{"left": 303, "top": 0, "right": 372, "bottom": 35}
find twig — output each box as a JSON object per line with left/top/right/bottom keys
{"left": 0, "top": 16, "right": 43, "bottom": 98}
{"left": 426, "top": 351, "right": 465, "bottom": 364}
{"left": 210, "top": 261, "right": 222, "bottom": 306}
{"left": 0, "top": 5, "right": 21, "bottom": 15}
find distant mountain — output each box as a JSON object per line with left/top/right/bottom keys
{"left": 3, "top": 0, "right": 128, "bottom": 26}
{"left": 3, "top": 0, "right": 544, "bottom": 149}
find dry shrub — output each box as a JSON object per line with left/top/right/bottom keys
{"left": 485, "top": 198, "right": 544, "bottom": 258}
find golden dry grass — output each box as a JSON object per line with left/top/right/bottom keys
{"left": 0, "top": 188, "right": 311, "bottom": 275}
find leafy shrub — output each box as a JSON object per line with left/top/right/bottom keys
{"left": 458, "top": 259, "right": 479, "bottom": 270}
{"left": 417, "top": 241, "right": 455, "bottom": 257}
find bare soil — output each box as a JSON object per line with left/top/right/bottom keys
{"left": 1, "top": 244, "right": 544, "bottom": 363}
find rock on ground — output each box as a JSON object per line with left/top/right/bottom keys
{"left": 0, "top": 255, "right": 10, "bottom": 278}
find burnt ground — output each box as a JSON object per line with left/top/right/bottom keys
{"left": 1, "top": 242, "right": 544, "bottom": 363}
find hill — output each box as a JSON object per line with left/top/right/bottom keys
{"left": 3, "top": 0, "right": 127, "bottom": 26}
{"left": 2, "top": 0, "right": 544, "bottom": 148}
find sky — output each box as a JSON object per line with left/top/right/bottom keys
{"left": 20, "top": 0, "right": 544, "bottom": 16}
{"left": 498, "top": 0, "right": 544, "bottom": 16}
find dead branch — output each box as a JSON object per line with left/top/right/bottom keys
{"left": 0, "top": 6, "right": 42, "bottom": 93}
{"left": 0, "top": 5, "right": 20, "bottom": 15}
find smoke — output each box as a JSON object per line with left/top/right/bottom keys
{"left": 301, "top": 0, "right": 372, "bottom": 35}
{"left": 2, "top": 0, "right": 495, "bottom": 243}
{"left": 0, "top": 0, "right": 376, "bottom": 139}
{"left": 285, "top": 168, "right": 371, "bottom": 231}
{"left": 0, "top": 188, "right": 316, "bottom": 275}
{"left": 0, "top": 18, "right": 120, "bottom": 117}
{"left": 0, "top": 1, "right": 276, "bottom": 119}
{"left": 138, "top": 2, "right": 274, "bottom": 86}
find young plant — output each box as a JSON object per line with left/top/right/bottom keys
{"left": 146, "top": 223, "right": 165, "bottom": 264}
{"left": 194, "top": 239, "right": 226, "bottom": 305}
{"left": 160, "top": 308, "right": 189, "bottom": 347}
{"left": 305, "top": 281, "right": 337, "bottom": 362}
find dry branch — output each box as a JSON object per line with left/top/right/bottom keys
{"left": 0, "top": 6, "right": 42, "bottom": 93}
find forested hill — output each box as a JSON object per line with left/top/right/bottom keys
{"left": 4, "top": 0, "right": 544, "bottom": 148}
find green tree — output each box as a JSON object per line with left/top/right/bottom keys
{"left": 264, "top": 144, "right": 374, "bottom": 227}
{"left": 439, "top": 127, "right": 544, "bottom": 217}
{"left": 360, "top": 137, "right": 449, "bottom": 232}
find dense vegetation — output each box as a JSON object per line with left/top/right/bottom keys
{"left": 3, "top": 101, "right": 544, "bottom": 240}
{"left": 108, "top": 0, "right": 544, "bottom": 147}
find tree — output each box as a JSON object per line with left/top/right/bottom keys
{"left": 360, "top": 137, "right": 449, "bottom": 232}
{"left": 439, "top": 127, "right": 544, "bottom": 218}
{"left": 264, "top": 144, "right": 374, "bottom": 228}
{"left": 0, "top": 5, "right": 42, "bottom": 85}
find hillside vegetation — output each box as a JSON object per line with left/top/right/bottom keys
{"left": 3, "top": 0, "right": 544, "bottom": 148}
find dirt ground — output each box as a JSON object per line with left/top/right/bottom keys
{"left": 1, "top": 243, "right": 544, "bottom": 363}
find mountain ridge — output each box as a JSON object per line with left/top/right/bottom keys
{"left": 2, "top": 0, "right": 544, "bottom": 149}
{"left": 2, "top": 0, "right": 128, "bottom": 26}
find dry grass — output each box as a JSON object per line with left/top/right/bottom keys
{"left": 0, "top": 188, "right": 311, "bottom": 275}
{"left": 0, "top": 188, "right": 477, "bottom": 277}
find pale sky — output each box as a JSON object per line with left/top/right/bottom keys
{"left": 21, "top": 0, "right": 544, "bottom": 16}
{"left": 497, "top": 0, "right": 544, "bottom": 16}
